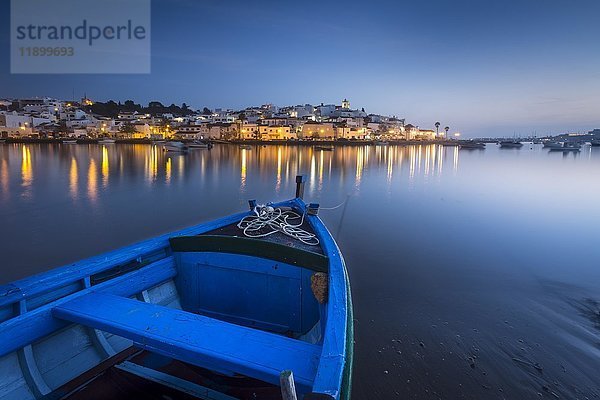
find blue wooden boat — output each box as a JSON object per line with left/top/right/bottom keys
{"left": 0, "top": 179, "right": 353, "bottom": 400}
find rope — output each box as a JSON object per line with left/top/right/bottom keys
{"left": 319, "top": 199, "right": 348, "bottom": 210}
{"left": 237, "top": 205, "right": 319, "bottom": 246}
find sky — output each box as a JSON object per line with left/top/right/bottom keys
{"left": 1, "top": 0, "right": 599, "bottom": 137}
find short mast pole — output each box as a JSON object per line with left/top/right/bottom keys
{"left": 295, "top": 175, "right": 305, "bottom": 199}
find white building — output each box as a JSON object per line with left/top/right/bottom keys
{"left": 0, "top": 112, "right": 32, "bottom": 128}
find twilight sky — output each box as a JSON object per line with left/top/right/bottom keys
{"left": 1, "top": 0, "right": 599, "bottom": 137}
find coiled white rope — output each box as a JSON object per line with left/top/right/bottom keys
{"left": 237, "top": 205, "right": 320, "bottom": 246}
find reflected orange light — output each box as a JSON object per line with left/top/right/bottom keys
{"left": 102, "top": 146, "right": 109, "bottom": 187}
{"left": 87, "top": 159, "right": 97, "bottom": 202}
{"left": 240, "top": 149, "right": 247, "bottom": 190}
{"left": 0, "top": 158, "right": 8, "bottom": 198}
{"left": 165, "top": 157, "right": 172, "bottom": 184}
{"left": 276, "top": 147, "right": 282, "bottom": 193}
{"left": 21, "top": 145, "right": 32, "bottom": 198}
{"left": 355, "top": 147, "right": 364, "bottom": 188}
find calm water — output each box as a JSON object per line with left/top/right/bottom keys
{"left": 1, "top": 142, "right": 600, "bottom": 399}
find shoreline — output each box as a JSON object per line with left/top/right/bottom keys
{"left": 0, "top": 138, "right": 469, "bottom": 146}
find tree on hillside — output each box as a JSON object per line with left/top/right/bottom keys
{"left": 119, "top": 122, "right": 137, "bottom": 138}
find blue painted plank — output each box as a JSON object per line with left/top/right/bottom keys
{"left": 176, "top": 252, "right": 304, "bottom": 333}
{"left": 115, "top": 361, "right": 237, "bottom": 400}
{"left": 292, "top": 199, "right": 349, "bottom": 400}
{"left": 0, "top": 257, "right": 176, "bottom": 358}
{"left": 53, "top": 292, "right": 321, "bottom": 393}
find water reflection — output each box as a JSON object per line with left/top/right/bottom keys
{"left": 240, "top": 149, "right": 247, "bottom": 191}
{"left": 355, "top": 147, "right": 364, "bottom": 189}
{"left": 7, "top": 143, "right": 594, "bottom": 208}
{"left": 146, "top": 145, "right": 158, "bottom": 183}
{"left": 165, "top": 157, "right": 172, "bottom": 184}
{"left": 0, "top": 158, "right": 8, "bottom": 200}
{"left": 276, "top": 147, "right": 282, "bottom": 194}
{"left": 87, "top": 158, "right": 97, "bottom": 202}
{"left": 102, "top": 146, "right": 109, "bottom": 187}
{"left": 453, "top": 145, "right": 460, "bottom": 173}
{"left": 21, "top": 145, "right": 32, "bottom": 199}
{"left": 69, "top": 157, "right": 78, "bottom": 201}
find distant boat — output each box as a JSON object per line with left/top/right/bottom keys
{"left": 163, "top": 141, "right": 188, "bottom": 152}
{"left": 62, "top": 139, "right": 77, "bottom": 144}
{"left": 532, "top": 139, "right": 543, "bottom": 144}
{"left": 374, "top": 141, "right": 389, "bottom": 146}
{"left": 98, "top": 138, "right": 116, "bottom": 144}
{"left": 499, "top": 141, "right": 523, "bottom": 148}
{"left": 543, "top": 141, "right": 562, "bottom": 149}
{"left": 314, "top": 146, "right": 334, "bottom": 151}
{"left": 188, "top": 141, "right": 211, "bottom": 149}
{"left": 240, "top": 144, "right": 253, "bottom": 150}
{"left": 549, "top": 142, "right": 581, "bottom": 152}
{"left": 0, "top": 191, "right": 353, "bottom": 400}
{"left": 591, "top": 140, "right": 600, "bottom": 147}
{"left": 0, "top": 139, "right": 6, "bottom": 144}
{"left": 459, "top": 141, "right": 485, "bottom": 150}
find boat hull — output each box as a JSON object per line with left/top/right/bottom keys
{"left": 499, "top": 142, "right": 523, "bottom": 148}
{"left": 0, "top": 199, "right": 352, "bottom": 400}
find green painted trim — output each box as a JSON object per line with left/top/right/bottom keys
{"left": 340, "top": 264, "right": 354, "bottom": 400}
{"left": 169, "top": 235, "right": 329, "bottom": 273}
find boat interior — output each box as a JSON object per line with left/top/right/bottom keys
{"left": 0, "top": 201, "right": 349, "bottom": 400}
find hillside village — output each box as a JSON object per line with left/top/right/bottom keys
{"left": 0, "top": 97, "right": 447, "bottom": 141}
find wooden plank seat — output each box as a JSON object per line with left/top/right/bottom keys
{"left": 52, "top": 292, "right": 321, "bottom": 392}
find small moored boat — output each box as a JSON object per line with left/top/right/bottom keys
{"left": 0, "top": 179, "right": 353, "bottom": 400}
{"left": 314, "top": 146, "right": 334, "bottom": 151}
{"left": 549, "top": 142, "right": 581, "bottom": 152}
{"left": 591, "top": 140, "right": 600, "bottom": 147}
{"left": 0, "top": 139, "right": 6, "bottom": 144}
{"left": 98, "top": 138, "right": 116, "bottom": 144}
{"left": 163, "top": 141, "right": 188, "bottom": 153}
{"left": 459, "top": 141, "right": 486, "bottom": 150}
{"left": 188, "top": 141, "right": 211, "bottom": 149}
{"left": 499, "top": 140, "right": 523, "bottom": 148}
{"left": 239, "top": 144, "right": 253, "bottom": 150}
{"left": 62, "top": 139, "right": 78, "bottom": 144}
{"left": 543, "top": 141, "right": 562, "bottom": 149}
